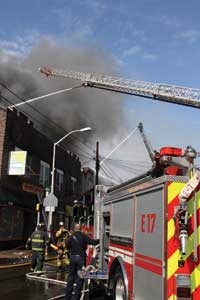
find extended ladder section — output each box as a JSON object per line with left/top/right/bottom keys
{"left": 137, "top": 122, "right": 155, "bottom": 162}
{"left": 39, "top": 66, "right": 200, "bottom": 108}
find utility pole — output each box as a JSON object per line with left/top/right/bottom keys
{"left": 96, "top": 141, "right": 100, "bottom": 185}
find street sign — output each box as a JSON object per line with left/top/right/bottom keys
{"left": 43, "top": 193, "right": 58, "bottom": 207}
{"left": 45, "top": 206, "right": 55, "bottom": 212}
{"left": 45, "top": 187, "right": 51, "bottom": 193}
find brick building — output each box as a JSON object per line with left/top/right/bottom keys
{"left": 0, "top": 108, "right": 82, "bottom": 249}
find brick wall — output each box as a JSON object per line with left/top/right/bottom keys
{"left": 0, "top": 108, "right": 82, "bottom": 207}
{"left": 0, "top": 109, "right": 7, "bottom": 177}
{"left": 0, "top": 108, "right": 83, "bottom": 247}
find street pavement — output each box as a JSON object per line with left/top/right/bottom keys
{"left": 0, "top": 266, "right": 64, "bottom": 300}
{"left": 0, "top": 265, "right": 106, "bottom": 300}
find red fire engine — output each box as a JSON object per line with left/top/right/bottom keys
{"left": 40, "top": 67, "right": 200, "bottom": 300}
{"left": 92, "top": 145, "right": 200, "bottom": 300}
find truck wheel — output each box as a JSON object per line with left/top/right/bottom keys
{"left": 113, "top": 270, "right": 126, "bottom": 300}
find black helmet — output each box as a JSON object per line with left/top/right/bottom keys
{"left": 37, "top": 222, "right": 45, "bottom": 230}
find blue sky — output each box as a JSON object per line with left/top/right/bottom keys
{"left": 1, "top": 0, "right": 200, "bottom": 177}
{"left": 1, "top": 0, "right": 200, "bottom": 85}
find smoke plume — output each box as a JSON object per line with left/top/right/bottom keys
{"left": 0, "top": 39, "right": 125, "bottom": 141}
{"left": 0, "top": 39, "right": 151, "bottom": 182}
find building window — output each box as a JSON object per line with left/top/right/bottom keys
{"left": 71, "top": 176, "right": 77, "bottom": 193}
{"left": 14, "top": 146, "right": 31, "bottom": 176}
{"left": 56, "top": 169, "right": 64, "bottom": 191}
{"left": 39, "top": 161, "right": 50, "bottom": 187}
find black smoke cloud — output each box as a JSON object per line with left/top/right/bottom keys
{"left": 0, "top": 39, "right": 153, "bottom": 182}
{"left": 0, "top": 39, "right": 125, "bottom": 146}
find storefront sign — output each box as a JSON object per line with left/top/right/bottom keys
{"left": 8, "top": 151, "right": 27, "bottom": 175}
{"left": 22, "top": 182, "right": 44, "bottom": 195}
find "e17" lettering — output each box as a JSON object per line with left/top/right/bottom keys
{"left": 141, "top": 213, "right": 156, "bottom": 233}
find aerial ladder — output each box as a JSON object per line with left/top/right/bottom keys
{"left": 40, "top": 66, "right": 200, "bottom": 263}
{"left": 39, "top": 66, "right": 200, "bottom": 108}
{"left": 137, "top": 122, "right": 164, "bottom": 177}
{"left": 137, "top": 122, "right": 155, "bottom": 163}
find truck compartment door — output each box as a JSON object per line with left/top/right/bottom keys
{"left": 134, "top": 186, "right": 164, "bottom": 300}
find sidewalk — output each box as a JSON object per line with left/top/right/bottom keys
{"left": 0, "top": 248, "right": 56, "bottom": 269}
{"left": 0, "top": 248, "right": 32, "bottom": 267}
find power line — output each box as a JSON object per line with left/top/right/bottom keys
{"left": 1, "top": 93, "right": 150, "bottom": 178}
{"left": 1, "top": 83, "right": 151, "bottom": 182}
{"left": 3, "top": 81, "right": 95, "bottom": 157}
{"left": 106, "top": 157, "right": 151, "bottom": 165}
{"left": 100, "top": 165, "right": 121, "bottom": 185}
{"left": 103, "top": 158, "right": 149, "bottom": 181}
{"left": 101, "top": 162, "right": 123, "bottom": 183}
{"left": 1, "top": 95, "right": 94, "bottom": 164}
{"left": 1, "top": 95, "right": 55, "bottom": 130}
{"left": 106, "top": 159, "right": 150, "bottom": 171}
{"left": 3, "top": 97, "right": 94, "bottom": 165}
{"left": 0, "top": 82, "right": 96, "bottom": 158}
{"left": 106, "top": 160, "right": 151, "bottom": 169}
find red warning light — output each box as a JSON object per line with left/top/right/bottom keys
{"left": 160, "top": 147, "right": 182, "bottom": 157}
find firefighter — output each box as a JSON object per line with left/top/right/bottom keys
{"left": 56, "top": 221, "right": 70, "bottom": 272}
{"left": 26, "top": 223, "right": 48, "bottom": 272}
{"left": 65, "top": 223, "right": 99, "bottom": 300}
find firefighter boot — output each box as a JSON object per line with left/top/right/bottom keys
{"left": 57, "top": 266, "right": 62, "bottom": 272}
{"left": 57, "top": 249, "right": 63, "bottom": 272}
{"left": 62, "top": 251, "right": 70, "bottom": 271}
{"left": 57, "top": 258, "right": 63, "bottom": 272}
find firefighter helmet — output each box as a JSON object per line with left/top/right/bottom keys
{"left": 37, "top": 222, "right": 45, "bottom": 230}
{"left": 59, "top": 221, "right": 64, "bottom": 227}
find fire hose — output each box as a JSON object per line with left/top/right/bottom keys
{"left": 26, "top": 269, "right": 66, "bottom": 300}
{"left": 26, "top": 271, "right": 67, "bottom": 286}
{"left": 26, "top": 264, "right": 97, "bottom": 300}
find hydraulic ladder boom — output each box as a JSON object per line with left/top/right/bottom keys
{"left": 137, "top": 122, "right": 155, "bottom": 162}
{"left": 39, "top": 66, "right": 200, "bottom": 109}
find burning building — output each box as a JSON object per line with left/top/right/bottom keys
{"left": 0, "top": 108, "right": 82, "bottom": 250}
